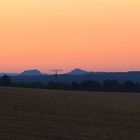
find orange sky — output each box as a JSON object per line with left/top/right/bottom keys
{"left": 0, "top": 0, "right": 140, "bottom": 73}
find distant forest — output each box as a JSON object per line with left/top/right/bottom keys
{"left": 0, "top": 75, "right": 140, "bottom": 93}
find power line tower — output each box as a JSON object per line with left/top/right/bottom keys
{"left": 50, "top": 69, "right": 63, "bottom": 81}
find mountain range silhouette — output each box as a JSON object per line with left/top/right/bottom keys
{"left": 1, "top": 68, "right": 139, "bottom": 84}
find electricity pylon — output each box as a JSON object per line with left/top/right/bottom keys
{"left": 50, "top": 69, "right": 63, "bottom": 81}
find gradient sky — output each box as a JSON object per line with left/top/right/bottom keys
{"left": 0, "top": 0, "right": 140, "bottom": 73}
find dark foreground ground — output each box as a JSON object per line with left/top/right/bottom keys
{"left": 0, "top": 87, "right": 140, "bottom": 140}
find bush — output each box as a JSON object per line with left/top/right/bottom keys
{"left": 0, "top": 75, "right": 12, "bottom": 86}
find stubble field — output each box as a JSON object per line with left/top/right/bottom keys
{"left": 0, "top": 87, "right": 140, "bottom": 140}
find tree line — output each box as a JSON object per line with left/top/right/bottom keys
{"left": 0, "top": 75, "right": 140, "bottom": 92}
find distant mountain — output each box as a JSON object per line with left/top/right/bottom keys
{"left": 68, "top": 68, "right": 88, "bottom": 75}
{"left": 11, "top": 71, "right": 140, "bottom": 84}
{"left": 21, "top": 69, "right": 42, "bottom": 76}
{"left": 1, "top": 68, "right": 140, "bottom": 84}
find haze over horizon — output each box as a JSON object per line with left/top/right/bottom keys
{"left": 0, "top": 68, "right": 140, "bottom": 74}
{"left": 0, "top": 0, "right": 140, "bottom": 73}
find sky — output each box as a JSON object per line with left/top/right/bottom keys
{"left": 0, "top": 0, "right": 140, "bottom": 73}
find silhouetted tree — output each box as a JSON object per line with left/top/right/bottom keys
{"left": 71, "top": 82, "right": 80, "bottom": 90}
{"left": 81, "top": 80, "right": 101, "bottom": 91}
{"left": 135, "top": 83, "right": 140, "bottom": 92}
{"left": 47, "top": 81, "right": 56, "bottom": 89}
{"left": 47, "top": 81, "right": 70, "bottom": 90}
{"left": 27, "top": 82, "right": 44, "bottom": 88}
{"left": 123, "top": 81, "right": 136, "bottom": 91}
{"left": 102, "top": 80, "right": 120, "bottom": 91}
{"left": 0, "top": 75, "right": 12, "bottom": 86}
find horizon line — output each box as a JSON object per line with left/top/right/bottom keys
{"left": 0, "top": 68, "right": 140, "bottom": 74}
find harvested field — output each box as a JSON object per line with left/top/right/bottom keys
{"left": 0, "top": 87, "right": 140, "bottom": 140}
